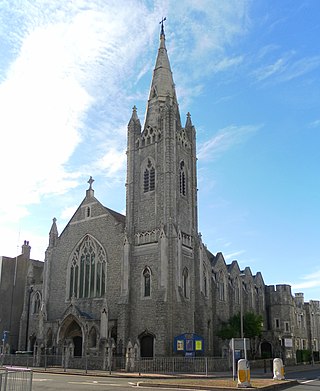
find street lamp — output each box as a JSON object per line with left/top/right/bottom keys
{"left": 239, "top": 273, "right": 247, "bottom": 360}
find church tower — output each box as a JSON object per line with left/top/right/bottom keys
{"left": 121, "top": 22, "right": 201, "bottom": 356}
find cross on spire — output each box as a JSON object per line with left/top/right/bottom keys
{"left": 159, "top": 17, "right": 166, "bottom": 36}
{"left": 88, "top": 176, "right": 94, "bottom": 190}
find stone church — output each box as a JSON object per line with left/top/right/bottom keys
{"left": 2, "top": 25, "right": 320, "bottom": 364}
{"left": 23, "top": 25, "right": 213, "bottom": 359}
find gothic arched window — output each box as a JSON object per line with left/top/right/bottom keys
{"left": 183, "top": 267, "right": 189, "bottom": 298}
{"left": 69, "top": 235, "right": 107, "bottom": 299}
{"left": 33, "top": 291, "right": 41, "bottom": 314}
{"left": 142, "top": 267, "right": 151, "bottom": 297}
{"left": 143, "top": 159, "right": 155, "bottom": 193}
{"left": 203, "top": 264, "right": 208, "bottom": 297}
{"left": 218, "top": 272, "right": 225, "bottom": 301}
{"left": 179, "top": 161, "right": 186, "bottom": 196}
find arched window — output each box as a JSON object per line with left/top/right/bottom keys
{"left": 203, "top": 264, "right": 208, "bottom": 297}
{"left": 142, "top": 267, "right": 151, "bottom": 297}
{"left": 182, "top": 267, "right": 189, "bottom": 298}
{"left": 218, "top": 272, "right": 225, "bottom": 301}
{"left": 69, "top": 235, "right": 107, "bottom": 299}
{"left": 179, "top": 161, "right": 186, "bottom": 196}
{"left": 88, "top": 327, "right": 97, "bottom": 348}
{"left": 143, "top": 159, "right": 155, "bottom": 193}
{"left": 235, "top": 279, "right": 240, "bottom": 304}
{"left": 33, "top": 291, "right": 41, "bottom": 314}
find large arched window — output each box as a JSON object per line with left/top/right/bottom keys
{"left": 69, "top": 235, "right": 107, "bottom": 299}
{"left": 143, "top": 159, "right": 155, "bottom": 193}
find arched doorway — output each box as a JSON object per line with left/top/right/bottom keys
{"left": 261, "top": 341, "right": 272, "bottom": 358}
{"left": 59, "top": 315, "right": 83, "bottom": 357}
{"left": 139, "top": 333, "right": 154, "bottom": 358}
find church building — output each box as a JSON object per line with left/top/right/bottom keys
{"left": 2, "top": 24, "right": 320, "bottom": 366}
{"left": 24, "top": 24, "right": 213, "bottom": 359}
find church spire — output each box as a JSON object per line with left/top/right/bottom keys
{"left": 49, "top": 217, "right": 58, "bottom": 247}
{"left": 145, "top": 19, "right": 180, "bottom": 129}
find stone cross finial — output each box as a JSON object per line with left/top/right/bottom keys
{"left": 88, "top": 176, "right": 94, "bottom": 190}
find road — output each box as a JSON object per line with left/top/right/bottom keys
{"left": 31, "top": 366, "right": 320, "bottom": 391}
{"left": 32, "top": 373, "right": 140, "bottom": 390}
{"left": 285, "top": 367, "right": 320, "bottom": 390}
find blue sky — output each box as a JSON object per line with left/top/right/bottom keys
{"left": 1, "top": 1, "right": 319, "bottom": 301}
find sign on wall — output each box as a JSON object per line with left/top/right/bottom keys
{"left": 174, "top": 333, "right": 204, "bottom": 356}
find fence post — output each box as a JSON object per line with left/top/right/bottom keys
{"left": 205, "top": 357, "right": 208, "bottom": 376}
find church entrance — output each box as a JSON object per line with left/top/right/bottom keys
{"left": 59, "top": 315, "right": 83, "bottom": 357}
{"left": 261, "top": 341, "right": 272, "bottom": 358}
{"left": 140, "top": 333, "right": 154, "bottom": 358}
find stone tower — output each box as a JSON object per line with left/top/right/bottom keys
{"left": 120, "top": 24, "right": 201, "bottom": 356}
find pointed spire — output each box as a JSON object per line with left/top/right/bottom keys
{"left": 131, "top": 105, "right": 138, "bottom": 121}
{"left": 128, "top": 105, "right": 140, "bottom": 125}
{"left": 49, "top": 217, "right": 58, "bottom": 247}
{"left": 144, "top": 19, "right": 180, "bottom": 129}
{"left": 185, "top": 112, "right": 193, "bottom": 127}
{"left": 128, "top": 105, "right": 141, "bottom": 135}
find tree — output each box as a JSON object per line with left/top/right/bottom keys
{"left": 217, "top": 312, "right": 263, "bottom": 340}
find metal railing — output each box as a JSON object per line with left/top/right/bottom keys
{"left": 0, "top": 367, "right": 32, "bottom": 391}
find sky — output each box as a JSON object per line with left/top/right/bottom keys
{"left": 1, "top": 1, "right": 319, "bottom": 301}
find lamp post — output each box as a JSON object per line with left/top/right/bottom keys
{"left": 239, "top": 274, "right": 247, "bottom": 360}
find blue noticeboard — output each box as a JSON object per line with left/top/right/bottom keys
{"left": 174, "top": 333, "right": 204, "bottom": 355}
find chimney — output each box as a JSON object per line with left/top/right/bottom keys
{"left": 21, "top": 240, "right": 31, "bottom": 259}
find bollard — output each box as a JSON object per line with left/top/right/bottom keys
{"left": 237, "top": 359, "right": 251, "bottom": 388}
{"left": 273, "top": 358, "right": 285, "bottom": 380}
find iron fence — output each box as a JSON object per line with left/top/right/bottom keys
{"left": 0, "top": 367, "right": 32, "bottom": 391}
{"left": 136, "top": 356, "right": 228, "bottom": 374}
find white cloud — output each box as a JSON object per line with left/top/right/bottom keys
{"left": 309, "top": 119, "right": 320, "bottom": 128}
{"left": 253, "top": 52, "right": 320, "bottom": 83}
{"left": 224, "top": 250, "right": 246, "bottom": 261}
{"left": 291, "top": 270, "right": 320, "bottom": 290}
{"left": 198, "top": 124, "right": 261, "bottom": 160}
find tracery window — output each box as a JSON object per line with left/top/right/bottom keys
{"left": 143, "top": 159, "right": 155, "bottom": 193}
{"left": 179, "top": 161, "right": 186, "bottom": 196}
{"left": 69, "top": 235, "right": 107, "bottom": 299}
{"left": 143, "top": 267, "right": 151, "bottom": 297}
